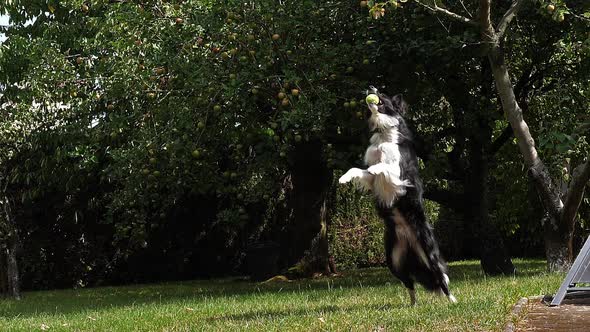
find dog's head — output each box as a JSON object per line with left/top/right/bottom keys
{"left": 366, "top": 86, "right": 407, "bottom": 131}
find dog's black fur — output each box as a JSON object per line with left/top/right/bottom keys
{"left": 340, "top": 87, "right": 455, "bottom": 305}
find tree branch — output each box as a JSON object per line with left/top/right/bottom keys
{"left": 561, "top": 159, "right": 590, "bottom": 231}
{"left": 479, "top": 0, "right": 493, "bottom": 31}
{"left": 413, "top": 0, "right": 479, "bottom": 27}
{"left": 496, "top": 0, "right": 527, "bottom": 40}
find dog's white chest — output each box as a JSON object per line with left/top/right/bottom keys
{"left": 364, "top": 130, "right": 402, "bottom": 167}
{"left": 364, "top": 146, "right": 382, "bottom": 166}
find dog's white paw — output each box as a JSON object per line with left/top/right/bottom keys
{"left": 367, "top": 163, "right": 388, "bottom": 175}
{"left": 448, "top": 294, "right": 457, "bottom": 304}
{"left": 339, "top": 168, "right": 363, "bottom": 184}
{"left": 443, "top": 273, "right": 450, "bottom": 286}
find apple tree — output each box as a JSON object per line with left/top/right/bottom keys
{"left": 0, "top": 0, "right": 392, "bottom": 290}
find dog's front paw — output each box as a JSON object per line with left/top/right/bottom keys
{"left": 367, "top": 163, "right": 387, "bottom": 175}
{"left": 339, "top": 168, "right": 362, "bottom": 184}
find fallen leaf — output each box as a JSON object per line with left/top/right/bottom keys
{"left": 261, "top": 275, "right": 290, "bottom": 283}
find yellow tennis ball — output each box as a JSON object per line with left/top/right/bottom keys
{"left": 366, "top": 94, "right": 380, "bottom": 105}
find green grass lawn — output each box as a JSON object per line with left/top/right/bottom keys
{"left": 0, "top": 259, "right": 562, "bottom": 331}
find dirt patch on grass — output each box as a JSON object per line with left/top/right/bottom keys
{"left": 511, "top": 294, "right": 590, "bottom": 332}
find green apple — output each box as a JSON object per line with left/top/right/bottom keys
{"left": 557, "top": 13, "right": 565, "bottom": 22}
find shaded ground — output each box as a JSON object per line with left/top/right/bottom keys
{"left": 515, "top": 293, "right": 590, "bottom": 332}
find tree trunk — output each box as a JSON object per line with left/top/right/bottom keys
{"left": 286, "top": 140, "right": 334, "bottom": 277}
{"left": 543, "top": 161, "right": 590, "bottom": 271}
{"left": 543, "top": 215, "right": 573, "bottom": 272}
{"left": 2, "top": 194, "right": 21, "bottom": 299}
{"left": 465, "top": 126, "right": 515, "bottom": 275}
{"left": 443, "top": 69, "right": 515, "bottom": 275}
{"left": 482, "top": 9, "right": 570, "bottom": 270}
{"left": 488, "top": 50, "right": 572, "bottom": 271}
{"left": 0, "top": 250, "right": 7, "bottom": 295}
{"left": 6, "top": 235, "right": 21, "bottom": 299}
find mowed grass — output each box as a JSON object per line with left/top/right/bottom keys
{"left": 0, "top": 259, "right": 562, "bottom": 332}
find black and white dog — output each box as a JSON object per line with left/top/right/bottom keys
{"left": 339, "top": 86, "right": 456, "bottom": 306}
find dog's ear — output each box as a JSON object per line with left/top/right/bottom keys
{"left": 390, "top": 94, "right": 408, "bottom": 115}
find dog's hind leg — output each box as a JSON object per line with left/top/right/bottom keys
{"left": 384, "top": 221, "right": 416, "bottom": 306}
{"left": 408, "top": 288, "right": 417, "bottom": 306}
{"left": 396, "top": 198, "right": 457, "bottom": 304}
{"left": 441, "top": 273, "right": 457, "bottom": 303}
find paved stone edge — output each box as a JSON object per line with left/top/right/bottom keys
{"left": 504, "top": 295, "right": 544, "bottom": 332}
